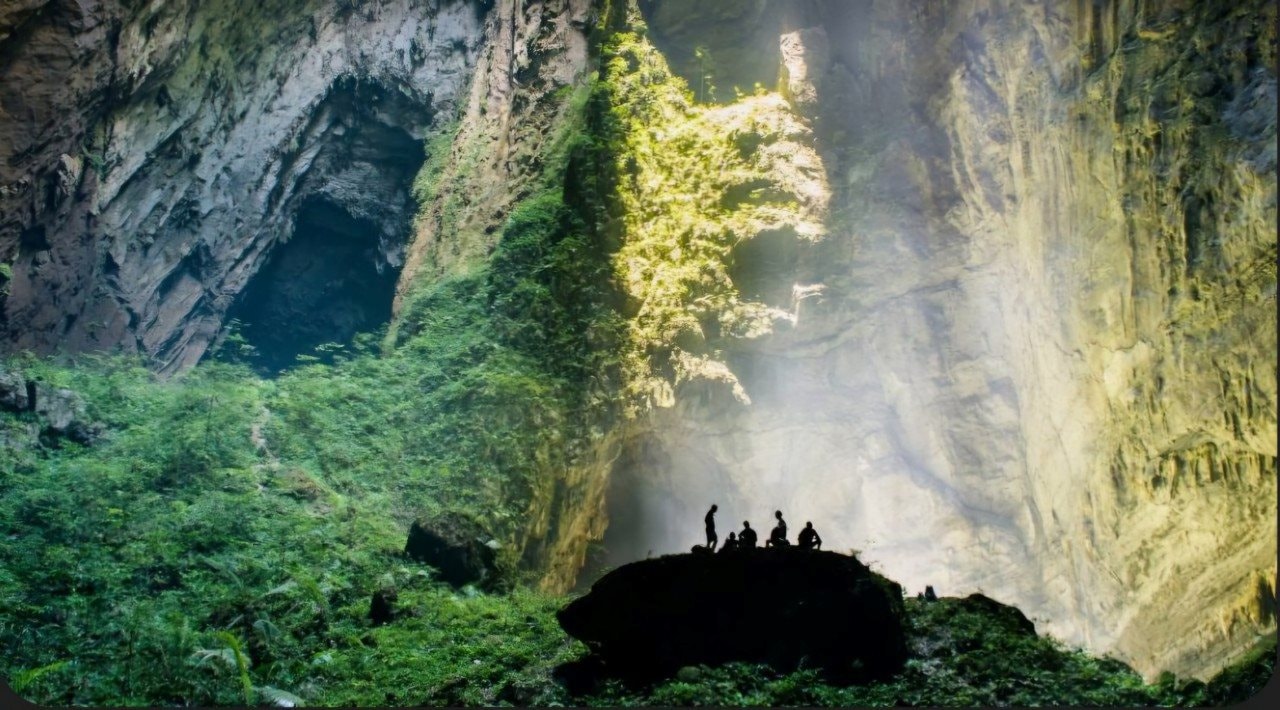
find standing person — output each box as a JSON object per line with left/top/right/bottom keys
{"left": 705, "top": 504, "right": 719, "bottom": 552}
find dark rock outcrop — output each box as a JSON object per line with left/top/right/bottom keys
{"left": 404, "top": 514, "right": 501, "bottom": 588}
{"left": 369, "top": 589, "right": 397, "bottom": 626}
{"left": 558, "top": 549, "right": 907, "bottom": 680}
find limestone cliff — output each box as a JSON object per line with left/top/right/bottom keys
{"left": 1, "top": 0, "right": 486, "bottom": 373}
{"left": 0, "top": 0, "right": 1273, "bottom": 684}
{"left": 600, "top": 0, "right": 1276, "bottom": 681}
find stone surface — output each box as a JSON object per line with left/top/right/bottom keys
{"left": 0, "top": 367, "right": 102, "bottom": 445}
{"left": 602, "top": 0, "right": 1277, "bottom": 681}
{"left": 404, "top": 514, "right": 501, "bottom": 588}
{"left": 558, "top": 549, "right": 908, "bottom": 678}
{"left": 1, "top": 0, "right": 486, "bottom": 373}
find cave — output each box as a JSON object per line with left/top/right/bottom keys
{"left": 227, "top": 199, "right": 399, "bottom": 373}
{"left": 223, "top": 76, "right": 431, "bottom": 374}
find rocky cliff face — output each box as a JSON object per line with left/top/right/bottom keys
{"left": 1, "top": 0, "right": 486, "bottom": 373}
{"left": 601, "top": 0, "right": 1276, "bottom": 681}
{"left": 0, "top": 0, "right": 1273, "bottom": 683}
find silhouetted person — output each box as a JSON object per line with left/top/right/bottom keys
{"left": 798, "top": 521, "right": 822, "bottom": 550}
{"left": 924, "top": 585, "right": 938, "bottom": 602}
{"left": 705, "top": 504, "right": 718, "bottom": 551}
{"left": 766, "top": 510, "right": 789, "bottom": 547}
{"left": 719, "top": 531, "right": 738, "bottom": 553}
{"left": 25, "top": 378, "right": 37, "bottom": 412}
{"left": 738, "top": 521, "right": 758, "bottom": 548}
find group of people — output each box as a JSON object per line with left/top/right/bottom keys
{"left": 702, "top": 504, "right": 822, "bottom": 553}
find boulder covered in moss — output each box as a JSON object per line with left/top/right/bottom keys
{"left": 951, "top": 593, "right": 1037, "bottom": 636}
{"left": 404, "top": 513, "right": 501, "bottom": 588}
{"left": 558, "top": 549, "right": 907, "bottom": 680}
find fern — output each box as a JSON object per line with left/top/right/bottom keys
{"left": 214, "top": 631, "right": 254, "bottom": 705}
{"left": 257, "top": 685, "right": 305, "bottom": 707}
{"left": 9, "top": 660, "right": 70, "bottom": 695}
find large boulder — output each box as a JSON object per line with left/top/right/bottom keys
{"left": 0, "top": 369, "right": 102, "bottom": 445}
{"left": 403, "top": 513, "right": 501, "bottom": 588}
{"left": 558, "top": 549, "right": 908, "bottom": 679}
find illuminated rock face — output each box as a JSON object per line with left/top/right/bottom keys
{"left": 608, "top": 0, "right": 1276, "bottom": 681}
{"left": 0, "top": 0, "right": 1273, "bottom": 682}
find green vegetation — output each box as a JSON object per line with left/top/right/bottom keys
{"left": 0, "top": 348, "right": 588, "bottom": 705}
{"left": 591, "top": 9, "right": 827, "bottom": 412}
{"left": 0, "top": 1, "right": 1272, "bottom": 706}
{"left": 1, "top": 42, "right": 628, "bottom": 704}
{"left": 1, "top": 374, "right": 1270, "bottom": 706}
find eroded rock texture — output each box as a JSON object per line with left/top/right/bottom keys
{"left": 603, "top": 0, "right": 1276, "bottom": 681}
{"left": 0, "top": 0, "right": 486, "bottom": 373}
{"left": 0, "top": 0, "right": 1273, "bottom": 684}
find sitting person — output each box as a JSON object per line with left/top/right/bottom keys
{"left": 738, "top": 521, "right": 758, "bottom": 549}
{"left": 765, "top": 510, "right": 789, "bottom": 547}
{"left": 797, "top": 521, "right": 822, "bottom": 550}
{"left": 718, "top": 531, "right": 739, "bottom": 553}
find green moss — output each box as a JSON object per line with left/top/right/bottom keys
{"left": 588, "top": 8, "right": 826, "bottom": 413}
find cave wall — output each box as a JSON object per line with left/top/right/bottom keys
{"left": 0, "top": 0, "right": 486, "bottom": 373}
{"left": 614, "top": 0, "right": 1276, "bottom": 681}
{"left": 0, "top": 0, "right": 1273, "bottom": 683}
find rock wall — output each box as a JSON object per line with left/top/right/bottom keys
{"left": 378, "top": 0, "right": 598, "bottom": 595}
{"left": 603, "top": 0, "right": 1276, "bottom": 681}
{"left": 0, "top": 0, "right": 1273, "bottom": 682}
{"left": 395, "top": 0, "right": 594, "bottom": 301}
{"left": 1, "top": 0, "right": 486, "bottom": 373}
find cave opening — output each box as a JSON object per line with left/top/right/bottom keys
{"left": 226, "top": 199, "right": 400, "bottom": 374}
{"left": 221, "top": 75, "right": 432, "bottom": 375}
{"left": 727, "top": 228, "right": 802, "bottom": 308}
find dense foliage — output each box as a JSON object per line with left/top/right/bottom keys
{"left": 0, "top": 1, "right": 1273, "bottom": 706}
{"left": 0, "top": 366, "right": 1271, "bottom": 705}
{"left": 591, "top": 14, "right": 828, "bottom": 412}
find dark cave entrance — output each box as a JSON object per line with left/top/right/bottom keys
{"left": 226, "top": 200, "right": 400, "bottom": 374}
{"left": 727, "top": 228, "right": 802, "bottom": 309}
{"left": 221, "top": 76, "right": 432, "bottom": 374}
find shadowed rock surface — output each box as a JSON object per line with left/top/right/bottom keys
{"left": 404, "top": 514, "right": 501, "bottom": 589}
{"left": 558, "top": 550, "right": 907, "bottom": 679}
